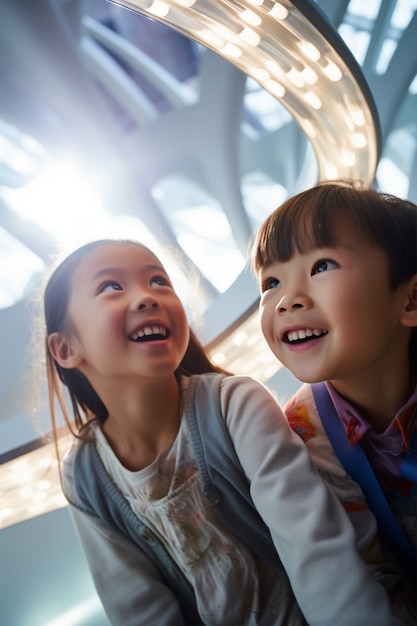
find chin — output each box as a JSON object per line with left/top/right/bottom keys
{"left": 291, "top": 372, "right": 324, "bottom": 385}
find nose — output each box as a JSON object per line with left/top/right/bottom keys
{"left": 134, "top": 294, "right": 159, "bottom": 310}
{"left": 276, "top": 292, "right": 312, "bottom": 314}
{"left": 138, "top": 300, "right": 158, "bottom": 310}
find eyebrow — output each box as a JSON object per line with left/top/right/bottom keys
{"left": 91, "top": 263, "right": 166, "bottom": 281}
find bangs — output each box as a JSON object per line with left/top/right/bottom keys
{"left": 252, "top": 180, "right": 417, "bottom": 289}
{"left": 252, "top": 187, "right": 345, "bottom": 270}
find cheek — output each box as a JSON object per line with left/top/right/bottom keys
{"left": 259, "top": 303, "right": 274, "bottom": 341}
{"left": 318, "top": 279, "right": 350, "bottom": 310}
{"left": 174, "top": 304, "right": 191, "bottom": 350}
{"left": 181, "top": 322, "right": 191, "bottom": 351}
{"left": 324, "top": 285, "right": 371, "bottom": 337}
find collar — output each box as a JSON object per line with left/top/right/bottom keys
{"left": 325, "top": 381, "right": 417, "bottom": 452}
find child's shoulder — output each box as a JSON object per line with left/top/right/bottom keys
{"left": 283, "top": 384, "right": 321, "bottom": 442}
{"left": 61, "top": 422, "right": 98, "bottom": 487}
{"left": 185, "top": 372, "right": 276, "bottom": 400}
{"left": 284, "top": 384, "right": 367, "bottom": 502}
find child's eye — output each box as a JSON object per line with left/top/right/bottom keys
{"left": 99, "top": 280, "right": 123, "bottom": 293}
{"left": 261, "top": 277, "right": 281, "bottom": 292}
{"left": 312, "top": 259, "right": 339, "bottom": 274}
{"left": 150, "top": 275, "right": 171, "bottom": 287}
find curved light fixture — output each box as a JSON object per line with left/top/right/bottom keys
{"left": 111, "top": 0, "right": 381, "bottom": 184}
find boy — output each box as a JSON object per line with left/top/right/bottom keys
{"left": 252, "top": 180, "right": 416, "bottom": 620}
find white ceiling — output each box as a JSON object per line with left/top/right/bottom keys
{"left": 0, "top": 0, "right": 416, "bottom": 624}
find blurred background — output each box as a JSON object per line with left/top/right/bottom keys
{"left": 0, "top": 0, "right": 416, "bottom": 624}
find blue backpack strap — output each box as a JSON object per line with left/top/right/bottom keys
{"left": 399, "top": 413, "right": 417, "bottom": 483}
{"left": 400, "top": 452, "right": 417, "bottom": 483}
{"left": 311, "top": 382, "right": 415, "bottom": 571}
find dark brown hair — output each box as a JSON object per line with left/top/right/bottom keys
{"left": 252, "top": 180, "right": 417, "bottom": 367}
{"left": 44, "top": 239, "right": 229, "bottom": 437}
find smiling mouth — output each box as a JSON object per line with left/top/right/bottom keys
{"left": 129, "top": 325, "right": 169, "bottom": 342}
{"left": 284, "top": 328, "right": 328, "bottom": 344}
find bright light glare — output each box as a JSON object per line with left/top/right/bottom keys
{"left": 0, "top": 120, "right": 45, "bottom": 178}
{"left": 176, "top": 206, "right": 233, "bottom": 240}
{"left": 148, "top": 0, "right": 169, "bottom": 16}
{"left": 2, "top": 160, "right": 202, "bottom": 311}
{"left": 377, "top": 157, "right": 410, "bottom": 198}
{"left": 0, "top": 225, "right": 44, "bottom": 309}
{"left": 4, "top": 161, "right": 107, "bottom": 248}
{"left": 178, "top": 233, "right": 244, "bottom": 292}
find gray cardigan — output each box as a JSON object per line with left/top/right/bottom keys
{"left": 63, "top": 373, "right": 399, "bottom": 626}
{"left": 66, "top": 373, "right": 284, "bottom": 625}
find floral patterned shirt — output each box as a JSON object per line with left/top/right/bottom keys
{"left": 284, "top": 382, "right": 417, "bottom": 622}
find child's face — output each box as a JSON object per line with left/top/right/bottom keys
{"left": 257, "top": 223, "right": 412, "bottom": 386}
{"left": 59, "top": 242, "right": 190, "bottom": 384}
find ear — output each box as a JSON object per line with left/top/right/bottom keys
{"left": 400, "top": 273, "right": 417, "bottom": 328}
{"left": 48, "top": 332, "right": 84, "bottom": 369}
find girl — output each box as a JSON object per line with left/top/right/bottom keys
{"left": 44, "top": 238, "right": 398, "bottom": 626}
{"left": 251, "top": 181, "right": 416, "bottom": 621}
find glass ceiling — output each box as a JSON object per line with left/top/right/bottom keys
{"left": 0, "top": 0, "right": 415, "bottom": 534}
{"left": 0, "top": 0, "right": 416, "bottom": 310}
{"left": 0, "top": 24, "right": 294, "bottom": 310}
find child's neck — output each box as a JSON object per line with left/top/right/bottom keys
{"left": 330, "top": 367, "right": 416, "bottom": 434}
{"left": 101, "top": 375, "right": 182, "bottom": 471}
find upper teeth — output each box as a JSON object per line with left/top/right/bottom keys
{"left": 287, "top": 329, "right": 325, "bottom": 342}
{"left": 130, "top": 325, "right": 167, "bottom": 340}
